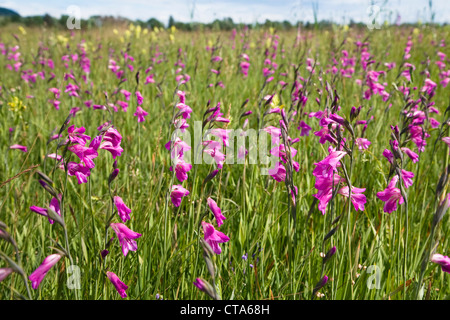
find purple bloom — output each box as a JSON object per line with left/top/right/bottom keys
{"left": 68, "top": 144, "right": 98, "bottom": 169}
{"left": 29, "top": 254, "right": 62, "bottom": 289}
{"left": 313, "top": 151, "right": 346, "bottom": 179}
{"left": 0, "top": 268, "right": 13, "bottom": 282}
{"left": 202, "top": 221, "right": 230, "bottom": 255}
{"left": 193, "top": 278, "right": 206, "bottom": 291}
{"left": 430, "top": 254, "right": 450, "bottom": 274}
{"left": 67, "top": 125, "right": 91, "bottom": 146}
{"left": 107, "top": 271, "right": 129, "bottom": 298}
{"left": 207, "top": 197, "right": 226, "bottom": 227}
{"left": 10, "top": 144, "right": 27, "bottom": 152}
{"left": 30, "top": 196, "right": 61, "bottom": 224}
{"left": 67, "top": 162, "right": 91, "bottom": 184}
{"left": 269, "top": 162, "right": 286, "bottom": 182}
{"left": 170, "top": 158, "right": 192, "bottom": 182}
{"left": 170, "top": 185, "right": 190, "bottom": 207}
{"left": 110, "top": 223, "right": 142, "bottom": 257}
{"left": 376, "top": 176, "right": 404, "bottom": 214}
{"left": 298, "top": 120, "right": 312, "bottom": 136}
{"left": 134, "top": 106, "right": 148, "bottom": 122}
{"left": 114, "top": 196, "right": 132, "bottom": 222}
{"left": 401, "top": 147, "right": 419, "bottom": 163}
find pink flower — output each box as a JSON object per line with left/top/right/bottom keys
{"left": 107, "top": 271, "right": 129, "bottom": 298}
{"left": 338, "top": 186, "right": 367, "bottom": 211}
{"left": 10, "top": 144, "right": 27, "bottom": 152}
{"left": 67, "top": 162, "right": 91, "bottom": 184}
{"left": 135, "top": 91, "right": 143, "bottom": 105}
{"left": 383, "top": 149, "right": 394, "bottom": 164}
{"left": 193, "top": 278, "right": 206, "bottom": 291}
{"left": 376, "top": 175, "right": 404, "bottom": 214}
{"left": 269, "top": 162, "right": 286, "bottom": 182}
{"left": 170, "top": 158, "right": 192, "bottom": 182}
{"left": 202, "top": 221, "right": 230, "bottom": 255}
{"left": 355, "top": 138, "right": 371, "bottom": 151}
{"left": 298, "top": 120, "right": 312, "bottom": 136}
{"left": 443, "top": 137, "right": 450, "bottom": 154}
{"left": 207, "top": 197, "right": 226, "bottom": 227}
{"left": 430, "top": 254, "right": 450, "bottom": 274}
{"left": 170, "top": 185, "right": 190, "bottom": 207}
{"left": 29, "top": 254, "right": 62, "bottom": 289}
{"left": 67, "top": 125, "right": 91, "bottom": 145}
{"left": 313, "top": 151, "right": 346, "bottom": 179}
{"left": 400, "top": 169, "right": 414, "bottom": 189}
{"left": 0, "top": 268, "right": 13, "bottom": 282}
{"left": 68, "top": 144, "right": 98, "bottom": 169}
{"left": 133, "top": 106, "right": 148, "bottom": 122}
{"left": 165, "top": 137, "right": 191, "bottom": 159}
{"left": 401, "top": 147, "right": 419, "bottom": 163}
{"left": 110, "top": 223, "right": 142, "bottom": 257}
{"left": 29, "top": 196, "right": 61, "bottom": 224}
{"left": 114, "top": 196, "right": 132, "bottom": 222}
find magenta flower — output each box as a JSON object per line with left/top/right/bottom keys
{"left": 170, "top": 185, "right": 190, "bottom": 207}
{"left": 313, "top": 174, "right": 343, "bottom": 215}
{"left": 203, "top": 141, "right": 226, "bottom": 169}
{"left": 165, "top": 137, "right": 191, "bottom": 159}
{"left": 30, "top": 196, "right": 61, "bottom": 224}
{"left": 67, "top": 125, "right": 91, "bottom": 145}
{"left": 0, "top": 268, "right": 13, "bottom": 282}
{"left": 430, "top": 254, "right": 450, "bottom": 274}
{"left": 170, "top": 158, "right": 192, "bottom": 182}
{"left": 10, "top": 144, "right": 27, "bottom": 152}
{"left": 269, "top": 162, "right": 286, "bottom": 182}
{"left": 29, "top": 254, "right": 62, "bottom": 289}
{"left": 107, "top": 271, "right": 129, "bottom": 298}
{"left": 383, "top": 149, "right": 394, "bottom": 164}
{"left": 376, "top": 175, "right": 404, "bottom": 214}
{"left": 135, "top": 91, "right": 143, "bottom": 105}
{"left": 114, "top": 196, "right": 132, "bottom": 222}
{"left": 401, "top": 169, "right": 414, "bottom": 189}
{"left": 133, "top": 106, "right": 148, "bottom": 122}
{"left": 207, "top": 197, "right": 226, "bottom": 227}
{"left": 338, "top": 186, "right": 367, "bottom": 211}
{"left": 313, "top": 151, "right": 346, "bottom": 179}
{"left": 110, "top": 223, "right": 142, "bottom": 257}
{"left": 401, "top": 147, "right": 419, "bottom": 163}
{"left": 67, "top": 162, "right": 91, "bottom": 184}
{"left": 355, "top": 138, "right": 371, "bottom": 151}
{"left": 68, "top": 144, "right": 98, "bottom": 169}
{"left": 298, "top": 120, "right": 312, "bottom": 136}
{"left": 193, "top": 278, "right": 206, "bottom": 291}
{"left": 202, "top": 221, "right": 230, "bottom": 255}
{"left": 443, "top": 137, "right": 450, "bottom": 153}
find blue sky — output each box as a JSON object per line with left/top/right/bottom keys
{"left": 0, "top": 0, "right": 448, "bottom": 24}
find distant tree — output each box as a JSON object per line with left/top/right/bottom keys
{"left": 168, "top": 15, "right": 175, "bottom": 28}
{"left": 147, "top": 18, "right": 164, "bottom": 29}
{"left": 43, "top": 13, "right": 54, "bottom": 27}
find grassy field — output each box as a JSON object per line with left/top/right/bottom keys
{"left": 0, "top": 22, "right": 449, "bottom": 300}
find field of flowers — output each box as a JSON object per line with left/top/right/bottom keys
{"left": 0, "top": 23, "right": 449, "bottom": 300}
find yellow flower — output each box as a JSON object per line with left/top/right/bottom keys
{"left": 18, "top": 26, "right": 26, "bottom": 35}
{"left": 8, "top": 97, "right": 27, "bottom": 113}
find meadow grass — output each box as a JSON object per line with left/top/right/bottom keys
{"left": 0, "top": 23, "right": 449, "bottom": 300}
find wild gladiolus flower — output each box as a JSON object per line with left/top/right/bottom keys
{"left": 107, "top": 271, "right": 128, "bottom": 298}
{"left": 67, "top": 125, "right": 91, "bottom": 145}
{"left": 170, "top": 158, "right": 192, "bottom": 182}
{"left": 355, "top": 138, "right": 371, "bottom": 151}
{"left": 207, "top": 197, "right": 226, "bottom": 227}
{"left": 269, "top": 162, "right": 286, "bottom": 182}
{"left": 401, "top": 147, "right": 419, "bottom": 163}
{"left": 0, "top": 268, "right": 13, "bottom": 282}
{"left": 29, "top": 196, "right": 61, "bottom": 224}
{"left": 383, "top": 149, "right": 394, "bottom": 164}
{"left": 10, "top": 144, "right": 27, "bottom": 152}
{"left": 110, "top": 223, "right": 142, "bottom": 257}
{"left": 400, "top": 169, "right": 414, "bottom": 189}
{"left": 193, "top": 278, "right": 206, "bottom": 291}
{"left": 67, "top": 162, "right": 91, "bottom": 184}
{"left": 170, "top": 185, "right": 190, "bottom": 207}
{"left": 430, "top": 254, "right": 450, "bottom": 273}
{"left": 298, "top": 120, "right": 312, "bottom": 136}
{"left": 114, "top": 196, "right": 132, "bottom": 222}
{"left": 29, "top": 254, "right": 62, "bottom": 289}
{"left": 313, "top": 151, "right": 346, "bottom": 179}
{"left": 443, "top": 137, "right": 450, "bottom": 153}
{"left": 376, "top": 175, "right": 404, "bottom": 213}
{"left": 338, "top": 186, "right": 367, "bottom": 211}
{"left": 202, "top": 221, "right": 230, "bottom": 255}
{"left": 68, "top": 144, "right": 98, "bottom": 169}
{"left": 165, "top": 137, "right": 191, "bottom": 159}
{"left": 133, "top": 106, "right": 148, "bottom": 122}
